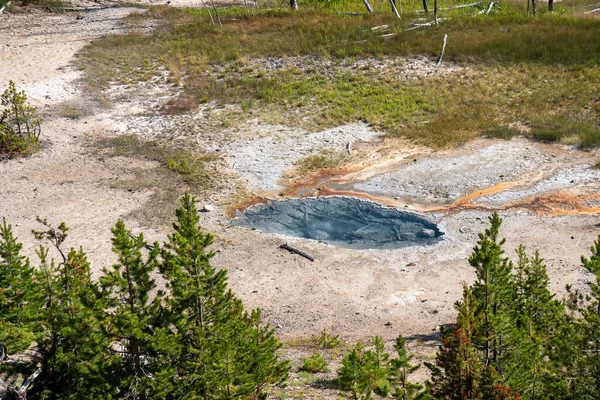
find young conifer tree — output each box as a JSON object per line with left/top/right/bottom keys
{"left": 566, "top": 236, "right": 600, "bottom": 397}
{"left": 505, "top": 246, "right": 569, "bottom": 398}
{"left": 158, "top": 193, "right": 289, "bottom": 399}
{"left": 26, "top": 221, "right": 115, "bottom": 399}
{"left": 468, "top": 213, "right": 515, "bottom": 368}
{"left": 390, "top": 335, "right": 423, "bottom": 400}
{"left": 0, "top": 218, "right": 37, "bottom": 354}
{"left": 428, "top": 284, "right": 495, "bottom": 399}
{"left": 338, "top": 337, "right": 391, "bottom": 400}
{"left": 100, "top": 220, "right": 162, "bottom": 400}
{"left": 31, "top": 245, "right": 114, "bottom": 399}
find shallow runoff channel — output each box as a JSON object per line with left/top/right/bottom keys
{"left": 232, "top": 196, "right": 444, "bottom": 250}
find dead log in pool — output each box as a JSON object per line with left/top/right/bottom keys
{"left": 280, "top": 243, "right": 315, "bottom": 261}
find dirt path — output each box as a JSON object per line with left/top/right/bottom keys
{"left": 0, "top": 6, "right": 161, "bottom": 271}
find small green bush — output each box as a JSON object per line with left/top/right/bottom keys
{"left": 483, "top": 127, "right": 519, "bottom": 140}
{"left": 312, "top": 329, "right": 341, "bottom": 349}
{"left": 300, "top": 353, "right": 328, "bottom": 373}
{"left": 0, "top": 81, "right": 41, "bottom": 156}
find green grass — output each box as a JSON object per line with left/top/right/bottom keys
{"left": 78, "top": 0, "right": 600, "bottom": 149}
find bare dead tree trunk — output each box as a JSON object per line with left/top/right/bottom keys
{"left": 435, "top": 33, "right": 448, "bottom": 68}
{"left": 362, "top": 0, "right": 375, "bottom": 14}
{"left": 201, "top": 0, "right": 215, "bottom": 26}
{"left": 423, "top": 0, "right": 429, "bottom": 13}
{"left": 434, "top": 0, "right": 438, "bottom": 23}
{"left": 390, "top": 0, "right": 401, "bottom": 19}
{"left": 532, "top": 0, "right": 536, "bottom": 15}
{"left": 290, "top": 0, "right": 298, "bottom": 9}
{"left": 210, "top": 0, "right": 223, "bottom": 27}
{"left": 548, "top": 0, "right": 553, "bottom": 11}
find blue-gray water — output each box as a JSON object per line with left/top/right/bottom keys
{"left": 232, "top": 196, "right": 443, "bottom": 250}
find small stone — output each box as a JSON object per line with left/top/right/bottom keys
{"left": 420, "top": 229, "right": 436, "bottom": 238}
{"left": 384, "top": 321, "right": 393, "bottom": 327}
{"left": 201, "top": 204, "right": 214, "bottom": 212}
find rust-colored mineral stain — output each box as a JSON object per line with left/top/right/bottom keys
{"left": 505, "top": 192, "right": 600, "bottom": 216}
{"left": 226, "top": 195, "right": 270, "bottom": 218}
{"left": 283, "top": 167, "right": 361, "bottom": 198}
{"left": 430, "top": 191, "right": 600, "bottom": 216}
{"left": 452, "top": 181, "right": 525, "bottom": 207}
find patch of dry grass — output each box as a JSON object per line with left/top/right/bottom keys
{"left": 292, "top": 149, "right": 351, "bottom": 175}
{"left": 91, "top": 134, "right": 223, "bottom": 226}
{"left": 54, "top": 101, "right": 91, "bottom": 120}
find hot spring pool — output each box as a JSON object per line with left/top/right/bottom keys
{"left": 232, "top": 196, "right": 443, "bottom": 250}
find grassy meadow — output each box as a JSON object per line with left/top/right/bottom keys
{"left": 78, "top": 0, "right": 600, "bottom": 148}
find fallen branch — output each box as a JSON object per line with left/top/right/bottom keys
{"left": 583, "top": 7, "right": 600, "bottom": 13}
{"left": 414, "top": 1, "right": 480, "bottom": 12}
{"left": 371, "top": 24, "right": 390, "bottom": 31}
{"left": 477, "top": 1, "right": 499, "bottom": 14}
{"left": 435, "top": 33, "right": 448, "bottom": 68}
{"left": 280, "top": 243, "right": 315, "bottom": 262}
{"left": 405, "top": 17, "right": 446, "bottom": 30}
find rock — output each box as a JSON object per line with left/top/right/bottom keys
{"left": 308, "top": 230, "right": 330, "bottom": 240}
{"left": 420, "top": 229, "right": 436, "bottom": 238}
{"left": 399, "top": 232, "right": 417, "bottom": 241}
{"left": 200, "top": 204, "right": 214, "bottom": 212}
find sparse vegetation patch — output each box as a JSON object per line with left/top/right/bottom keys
{"left": 92, "top": 134, "right": 223, "bottom": 226}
